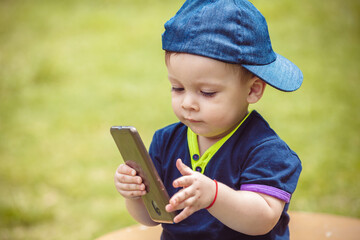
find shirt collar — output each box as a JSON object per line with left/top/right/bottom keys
{"left": 187, "top": 110, "right": 253, "bottom": 174}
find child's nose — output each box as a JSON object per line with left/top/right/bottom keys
{"left": 181, "top": 93, "right": 199, "bottom": 111}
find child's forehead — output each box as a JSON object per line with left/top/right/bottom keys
{"left": 166, "top": 53, "right": 249, "bottom": 86}
{"left": 166, "top": 52, "right": 245, "bottom": 78}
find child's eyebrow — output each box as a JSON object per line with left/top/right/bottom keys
{"left": 196, "top": 79, "right": 225, "bottom": 88}
{"left": 167, "top": 75, "right": 179, "bottom": 82}
{"left": 167, "top": 74, "right": 225, "bottom": 89}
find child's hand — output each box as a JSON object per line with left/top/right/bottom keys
{"left": 166, "top": 159, "right": 216, "bottom": 223}
{"left": 114, "top": 164, "right": 147, "bottom": 200}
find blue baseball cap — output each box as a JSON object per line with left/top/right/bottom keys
{"left": 162, "top": 0, "right": 303, "bottom": 92}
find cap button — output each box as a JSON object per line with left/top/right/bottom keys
{"left": 192, "top": 154, "right": 200, "bottom": 161}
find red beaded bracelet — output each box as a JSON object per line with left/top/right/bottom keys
{"left": 205, "top": 179, "right": 218, "bottom": 210}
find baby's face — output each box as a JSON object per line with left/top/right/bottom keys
{"left": 166, "top": 53, "right": 251, "bottom": 139}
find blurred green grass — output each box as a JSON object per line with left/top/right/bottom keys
{"left": 0, "top": 0, "right": 359, "bottom": 239}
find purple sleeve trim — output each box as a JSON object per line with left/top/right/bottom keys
{"left": 240, "top": 184, "right": 291, "bottom": 203}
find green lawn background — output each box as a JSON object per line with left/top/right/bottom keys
{"left": 0, "top": 0, "right": 359, "bottom": 239}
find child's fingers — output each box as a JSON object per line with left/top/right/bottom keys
{"left": 115, "top": 164, "right": 142, "bottom": 184}
{"left": 168, "top": 195, "right": 197, "bottom": 212}
{"left": 116, "top": 182, "right": 146, "bottom": 191}
{"left": 115, "top": 182, "right": 147, "bottom": 199}
{"left": 169, "top": 186, "right": 194, "bottom": 205}
{"left": 172, "top": 175, "right": 193, "bottom": 188}
{"left": 117, "top": 163, "right": 137, "bottom": 176}
{"left": 119, "top": 188, "right": 147, "bottom": 199}
{"left": 114, "top": 164, "right": 147, "bottom": 199}
{"left": 173, "top": 206, "right": 195, "bottom": 223}
{"left": 176, "top": 158, "right": 193, "bottom": 176}
{"left": 115, "top": 173, "right": 143, "bottom": 184}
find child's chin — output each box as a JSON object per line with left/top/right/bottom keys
{"left": 189, "top": 127, "right": 221, "bottom": 139}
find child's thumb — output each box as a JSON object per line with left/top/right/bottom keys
{"left": 176, "top": 158, "right": 192, "bottom": 176}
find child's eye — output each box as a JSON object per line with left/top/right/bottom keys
{"left": 201, "top": 91, "right": 217, "bottom": 97}
{"left": 171, "top": 87, "right": 184, "bottom": 92}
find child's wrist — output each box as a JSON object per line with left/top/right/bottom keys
{"left": 205, "top": 179, "right": 218, "bottom": 210}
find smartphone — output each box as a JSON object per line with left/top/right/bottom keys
{"left": 110, "top": 126, "right": 176, "bottom": 224}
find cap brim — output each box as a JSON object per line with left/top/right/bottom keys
{"left": 242, "top": 53, "right": 303, "bottom": 92}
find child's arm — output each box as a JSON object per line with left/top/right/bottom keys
{"left": 114, "top": 164, "right": 159, "bottom": 226}
{"left": 165, "top": 159, "right": 285, "bottom": 236}
{"left": 208, "top": 183, "right": 285, "bottom": 235}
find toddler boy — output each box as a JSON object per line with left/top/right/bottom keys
{"left": 115, "top": 0, "right": 303, "bottom": 239}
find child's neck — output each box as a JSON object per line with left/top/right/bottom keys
{"left": 197, "top": 135, "right": 222, "bottom": 156}
{"left": 196, "top": 110, "right": 250, "bottom": 156}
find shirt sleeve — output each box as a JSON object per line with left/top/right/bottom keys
{"left": 240, "top": 138, "right": 302, "bottom": 203}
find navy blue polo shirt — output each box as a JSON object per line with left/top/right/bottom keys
{"left": 149, "top": 110, "right": 302, "bottom": 240}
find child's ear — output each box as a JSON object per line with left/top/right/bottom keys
{"left": 247, "top": 77, "right": 266, "bottom": 104}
